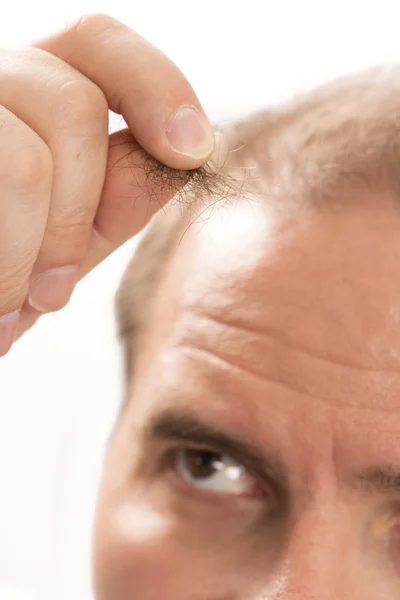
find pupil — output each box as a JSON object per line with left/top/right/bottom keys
{"left": 185, "top": 449, "right": 220, "bottom": 479}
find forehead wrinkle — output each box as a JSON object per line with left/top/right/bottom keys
{"left": 170, "top": 308, "right": 400, "bottom": 413}
{"left": 175, "top": 198, "right": 400, "bottom": 365}
{"left": 180, "top": 307, "right": 400, "bottom": 375}
{"left": 172, "top": 340, "right": 400, "bottom": 423}
{"left": 175, "top": 341, "right": 329, "bottom": 409}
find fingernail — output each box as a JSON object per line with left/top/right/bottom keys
{"left": 29, "top": 266, "right": 78, "bottom": 313}
{"left": 166, "top": 105, "right": 215, "bottom": 159}
{"left": 0, "top": 310, "right": 20, "bottom": 357}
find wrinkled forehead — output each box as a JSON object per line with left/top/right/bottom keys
{"left": 125, "top": 190, "right": 400, "bottom": 474}
{"left": 164, "top": 190, "right": 400, "bottom": 378}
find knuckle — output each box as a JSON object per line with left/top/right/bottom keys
{"left": 0, "top": 259, "right": 32, "bottom": 302}
{"left": 58, "top": 79, "right": 108, "bottom": 127}
{"left": 46, "top": 210, "right": 93, "bottom": 243}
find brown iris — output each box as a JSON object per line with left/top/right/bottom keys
{"left": 181, "top": 449, "right": 222, "bottom": 479}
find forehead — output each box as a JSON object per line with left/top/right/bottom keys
{"left": 133, "top": 191, "right": 400, "bottom": 430}
{"left": 168, "top": 194, "right": 400, "bottom": 356}
{"left": 122, "top": 190, "right": 400, "bottom": 485}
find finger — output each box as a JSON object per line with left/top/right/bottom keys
{"left": 14, "top": 127, "right": 185, "bottom": 342}
{"left": 0, "top": 45, "right": 110, "bottom": 313}
{"left": 0, "top": 106, "right": 52, "bottom": 356}
{"left": 29, "top": 13, "right": 215, "bottom": 170}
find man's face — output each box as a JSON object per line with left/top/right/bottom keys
{"left": 93, "top": 192, "right": 400, "bottom": 599}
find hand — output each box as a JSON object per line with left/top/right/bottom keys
{"left": 0, "top": 13, "right": 215, "bottom": 357}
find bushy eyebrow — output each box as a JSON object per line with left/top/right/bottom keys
{"left": 144, "top": 407, "right": 288, "bottom": 495}
{"left": 355, "top": 466, "right": 400, "bottom": 494}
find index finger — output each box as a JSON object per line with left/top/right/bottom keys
{"left": 28, "top": 13, "right": 215, "bottom": 170}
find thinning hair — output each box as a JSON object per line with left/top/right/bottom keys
{"left": 115, "top": 65, "right": 400, "bottom": 387}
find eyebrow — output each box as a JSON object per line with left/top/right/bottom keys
{"left": 144, "top": 408, "right": 288, "bottom": 495}
{"left": 355, "top": 466, "right": 400, "bottom": 494}
{"left": 143, "top": 410, "right": 400, "bottom": 499}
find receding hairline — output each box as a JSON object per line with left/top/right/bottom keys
{"left": 115, "top": 201, "right": 187, "bottom": 386}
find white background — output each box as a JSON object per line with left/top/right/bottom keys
{"left": 0, "top": 1, "right": 399, "bottom": 598}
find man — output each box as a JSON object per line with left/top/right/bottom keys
{"left": 2, "top": 12, "right": 400, "bottom": 600}
{"left": 92, "top": 67, "right": 400, "bottom": 599}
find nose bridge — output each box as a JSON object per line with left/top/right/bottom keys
{"left": 271, "top": 503, "right": 360, "bottom": 600}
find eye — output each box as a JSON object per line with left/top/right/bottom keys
{"left": 175, "top": 448, "right": 261, "bottom": 496}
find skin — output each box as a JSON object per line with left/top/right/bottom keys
{"left": 0, "top": 13, "right": 215, "bottom": 355}
{"left": 93, "top": 192, "right": 400, "bottom": 599}
{"left": 6, "top": 13, "right": 400, "bottom": 599}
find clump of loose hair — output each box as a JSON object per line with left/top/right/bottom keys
{"left": 118, "top": 125, "right": 260, "bottom": 224}
{"left": 140, "top": 153, "right": 250, "bottom": 209}
{"left": 115, "top": 64, "right": 400, "bottom": 390}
